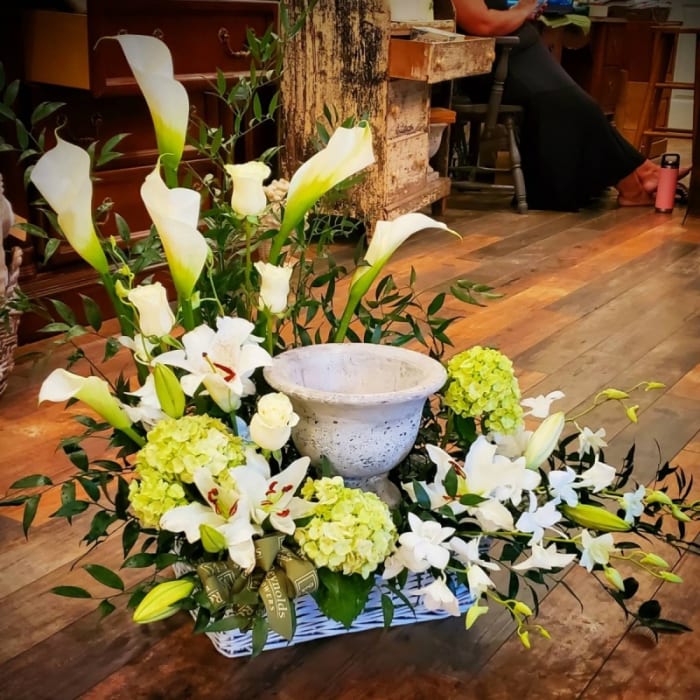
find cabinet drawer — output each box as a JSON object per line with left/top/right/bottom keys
{"left": 385, "top": 132, "right": 428, "bottom": 201}
{"left": 23, "top": 1, "right": 278, "bottom": 97}
{"left": 388, "top": 36, "right": 495, "bottom": 83}
{"left": 387, "top": 81, "right": 430, "bottom": 139}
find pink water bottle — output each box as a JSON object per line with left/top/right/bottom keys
{"left": 655, "top": 153, "right": 680, "bottom": 213}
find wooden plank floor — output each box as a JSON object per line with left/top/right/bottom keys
{"left": 1, "top": 188, "right": 699, "bottom": 699}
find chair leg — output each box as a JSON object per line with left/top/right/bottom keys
{"left": 505, "top": 116, "right": 527, "bottom": 214}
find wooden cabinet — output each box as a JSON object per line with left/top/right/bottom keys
{"left": 280, "top": 0, "right": 494, "bottom": 227}
{"left": 3, "top": 0, "right": 278, "bottom": 343}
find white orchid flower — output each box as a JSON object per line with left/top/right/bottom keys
{"left": 254, "top": 261, "right": 293, "bottom": 314}
{"left": 140, "top": 165, "right": 208, "bottom": 300}
{"left": 521, "top": 390, "right": 565, "bottom": 418}
{"left": 160, "top": 467, "right": 258, "bottom": 571}
{"left": 578, "top": 426, "right": 608, "bottom": 456}
{"left": 249, "top": 392, "right": 299, "bottom": 451}
{"left": 275, "top": 122, "right": 375, "bottom": 245}
{"left": 413, "top": 576, "right": 461, "bottom": 617}
{"left": 127, "top": 282, "right": 176, "bottom": 338}
{"left": 577, "top": 458, "right": 616, "bottom": 493}
{"left": 490, "top": 425, "right": 532, "bottom": 460}
{"left": 523, "top": 411, "right": 565, "bottom": 469}
{"left": 450, "top": 537, "right": 500, "bottom": 598}
{"left": 156, "top": 317, "right": 272, "bottom": 412}
{"left": 512, "top": 542, "right": 577, "bottom": 571}
{"left": 620, "top": 484, "right": 646, "bottom": 523}
{"left": 39, "top": 369, "right": 143, "bottom": 445}
{"left": 231, "top": 451, "right": 311, "bottom": 534}
{"left": 579, "top": 530, "right": 616, "bottom": 572}
{"left": 225, "top": 161, "right": 271, "bottom": 216}
{"left": 469, "top": 498, "right": 515, "bottom": 531}
{"left": 30, "top": 136, "right": 109, "bottom": 274}
{"left": 547, "top": 467, "right": 579, "bottom": 507}
{"left": 397, "top": 512, "right": 455, "bottom": 571}
{"left": 112, "top": 35, "right": 189, "bottom": 172}
{"left": 119, "top": 333, "right": 159, "bottom": 365}
{"left": 515, "top": 494, "right": 562, "bottom": 546}
{"left": 122, "top": 374, "right": 168, "bottom": 430}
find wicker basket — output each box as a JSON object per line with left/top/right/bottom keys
{"left": 0, "top": 309, "right": 20, "bottom": 397}
{"left": 173, "top": 563, "right": 474, "bottom": 658}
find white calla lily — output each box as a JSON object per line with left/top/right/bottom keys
{"left": 30, "top": 136, "right": 109, "bottom": 274}
{"left": 39, "top": 369, "right": 143, "bottom": 445}
{"left": 112, "top": 35, "right": 189, "bottom": 172}
{"left": 225, "top": 161, "right": 271, "bottom": 216}
{"left": 268, "top": 122, "right": 375, "bottom": 261}
{"left": 254, "top": 261, "right": 293, "bottom": 314}
{"left": 127, "top": 282, "right": 175, "bottom": 338}
{"left": 523, "top": 411, "right": 565, "bottom": 469}
{"left": 140, "top": 165, "right": 208, "bottom": 300}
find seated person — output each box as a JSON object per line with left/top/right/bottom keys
{"left": 453, "top": 0, "right": 690, "bottom": 210}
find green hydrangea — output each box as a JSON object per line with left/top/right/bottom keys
{"left": 135, "top": 415, "right": 246, "bottom": 483}
{"left": 294, "top": 476, "right": 397, "bottom": 579}
{"left": 444, "top": 346, "right": 523, "bottom": 434}
{"left": 129, "top": 415, "right": 245, "bottom": 527}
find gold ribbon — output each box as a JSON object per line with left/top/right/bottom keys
{"left": 196, "top": 534, "right": 318, "bottom": 640}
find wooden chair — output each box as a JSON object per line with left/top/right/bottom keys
{"left": 449, "top": 36, "right": 528, "bottom": 214}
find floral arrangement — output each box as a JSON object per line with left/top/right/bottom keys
{"left": 1, "top": 22, "right": 697, "bottom": 657}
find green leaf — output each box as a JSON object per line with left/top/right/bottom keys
{"left": 30, "top": 101, "right": 64, "bottom": 125}
{"left": 123, "top": 553, "right": 156, "bottom": 568}
{"left": 84, "top": 564, "right": 125, "bottom": 591}
{"left": 23, "top": 495, "right": 40, "bottom": 537}
{"left": 51, "top": 298, "right": 78, "bottom": 326}
{"left": 51, "top": 500, "right": 89, "bottom": 518}
{"left": 51, "top": 586, "right": 92, "bottom": 599}
{"left": 42, "top": 237, "right": 61, "bottom": 265}
{"left": 97, "top": 599, "right": 117, "bottom": 620}
{"left": 15, "top": 119, "right": 29, "bottom": 150}
{"left": 10, "top": 474, "right": 53, "bottom": 489}
{"left": 0, "top": 102, "right": 14, "bottom": 121}
{"left": 4, "top": 79, "right": 20, "bottom": 107}
{"left": 61, "top": 481, "right": 76, "bottom": 507}
{"left": 312, "top": 569, "right": 374, "bottom": 629}
{"left": 411, "top": 480, "right": 431, "bottom": 509}
{"left": 77, "top": 476, "right": 101, "bottom": 501}
{"left": 443, "top": 466, "right": 458, "bottom": 498}
{"left": 458, "top": 493, "right": 487, "bottom": 506}
{"left": 80, "top": 295, "right": 102, "bottom": 331}
{"left": 381, "top": 593, "right": 394, "bottom": 628}
{"left": 205, "top": 615, "right": 249, "bottom": 633}
{"left": 122, "top": 519, "right": 141, "bottom": 557}
{"left": 251, "top": 614, "right": 269, "bottom": 656}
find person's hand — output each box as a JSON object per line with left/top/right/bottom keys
{"left": 516, "top": 0, "right": 544, "bottom": 20}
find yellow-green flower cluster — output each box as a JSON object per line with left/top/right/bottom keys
{"left": 294, "top": 476, "right": 397, "bottom": 579}
{"left": 129, "top": 415, "right": 245, "bottom": 527}
{"left": 444, "top": 346, "right": 523, "bottom": 434}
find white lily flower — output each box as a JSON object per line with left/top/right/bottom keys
{"left": 232, "top": 453, "right": 311, "bottom": 534}
{"left": 30, "top": 136, "right": 109, "bottom": 274}
{"left": 469, "top": 498, "right": 515, "bottom": 531}
{"left": 579, "top": 530, "right": 616, "bottom": 572}
{"left": 515, "top": 494, "right": 562, "bottom": 546}
{"left": 122, "top": 374, "right": 168, "bottom": 430}
{"left": 512, "top": 542, "right": 577, "bottom": 571}
{"left": 113, "top": 35, "right": 189, "bottom": 171}
{"left": 521, "top": 390, "right": 565, "bottom": 418}
{"left": 127, "top": 282, "right": 176, "bottom": 338}
{"left": 621, "top": 484, "right": 646, "bottom": 523}
{"left": 254, "top": 261, "right": 293, "bottom": 314}
{"left": 119, "top": 333, "right": 159, "bottom": 365}
{"left": 140, "top": 165, "right": 208, "bottom": 300}
{"left": 39, "top": 368, "right": 132, "bottom": 432}
{"left": 578, "top": 426, "right": 608, "bottom": 456}
{"left": 490, "top": 425, "right": 532, "bottom": 459}
{"left": 277, "top": 122, "right": 375, "bottom": 241}
{"left": 156, "top": 317, "right": 272, "bottom": 412}
{"left": 225, "top": 161, "right": 271, "bottom": 216}
{"left": 249, "top": 392, "right": 299, "bottom": 451}
{"left": 547, "top": 467, "right": 579, "bottom": 507}
{"left": 577, "top": 458, "right": 616, "bottom": 493}
{"left": 523, "top": 411, "right": 565, "bottom": 469}
{"left": 398, "top": 512, "right": 455, "bottom": 572}
{"left": 160, "top": 467, "right": 258, "bottom": 571}
{"left": 414, "top": 576, "right": 461, "bottom": 617}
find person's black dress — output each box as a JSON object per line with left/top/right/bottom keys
{"left": 465, "top": 1, "right": 645, "bottom": 211}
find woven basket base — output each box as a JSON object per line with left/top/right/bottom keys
{"left": 0, "top": 312, "right": 20, "bottom": 397}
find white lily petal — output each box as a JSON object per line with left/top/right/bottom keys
{"left": 160, "top": 502, "right": 224, "bottom": 543}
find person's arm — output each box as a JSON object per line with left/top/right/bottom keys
{"left": 453, "top": 0, "right": 540, "bottom": 37}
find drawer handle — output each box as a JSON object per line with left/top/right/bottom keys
{"left": 218, "top": 28, "right": 251, "bottom": 58}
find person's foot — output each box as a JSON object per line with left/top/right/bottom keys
{"left": 616, "top": 170, "right": 655, "bottom": 206}
{"left": 635, "top": 160, "right": 692, "bottom": 194}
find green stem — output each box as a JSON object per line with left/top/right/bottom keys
{"left": 180, "top": 297, "right": 195, "bottom": 331}
{"left": 99, "top": 271, "right": 132, "bottom": 338}
{"left": 122, "top": 426, "right": 146, "bottom": 448}
{"left": 163, "top": 163, "right": 179, "bottom": 189}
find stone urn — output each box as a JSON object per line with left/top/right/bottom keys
{"left": 263, "top": 343, "right": 447, "bottom": 506}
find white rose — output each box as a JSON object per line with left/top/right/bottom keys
{"left": 127, "top": 282, "right": 176, "bottom": 338}
{"left": 249, "top": 392, "right": 299, "bottom": 451}
{"left": 225, "top": 161, "right": 271, "bottom": 216}
{"left": 254, "top": 261, "right": 293, "bottom": 314}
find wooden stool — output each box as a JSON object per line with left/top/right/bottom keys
{"left": 633, "top": 24, "right": 700, "bottom": 157}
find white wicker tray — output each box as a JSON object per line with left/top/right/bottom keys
{"left": 173, "top": 563, "right": 474, "bottom": 658}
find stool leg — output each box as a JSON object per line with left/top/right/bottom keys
{"left": 505, "top": 116, "right": 527, "bottom": 214}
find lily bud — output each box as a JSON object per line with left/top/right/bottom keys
{"left": 604, "top": 566, "right": 625, "bottom": 592}
{"left": 200, "top": 523, "right": 227, "bottom": 553}
{"left": 133, "top": 579, "right": 194, "bottom": 624}
{"left": 153, "top": 363, "right": 185, "bottom": 419}
{"left": 561, "top": 504, "right": 631, "bottom": 532}
{"left": 523, "top": 411, "right": 565, "bottom": 469}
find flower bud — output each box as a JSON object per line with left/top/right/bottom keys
{"left": 645, "top": 489, "right": 672, "bottom": 506}
{"left": 671, "top": 504, "right": 691, "bottom": 522}
{"left": 644, "top": 382, "right": 665, "bottom": 391}
{"left": 133, "top": 579, "right": 194, "bottom": 624}
{"left": 600, "top": 388, "right": 629, "bottom": 400}
{"left": 465, "top": 603, "right": 489, "bottom": 630}
{"left": 524, "top": 411, "right": 565, "bottom": 469}
{"left": 200, "top": 523, "right": 227, "bottom": 553}
{"left": 537, "top": 626, "right": 551, "bottom": 640}
{"left": 153, "top": 363, "right": 185, "bottom": 419}
{"left": 639, "top": 553, "right": 670, "bottom": 569}
{"left": 561, "top": 504, "right": 631, "bottom": 532}
{"left": 517, "top": 629, "right": 531, "bottom": 649}
{"left": 659, "top": 571, "right": 683, "bottom": 584}
{"left": 604, "top": 566, "right": 625, "bottom": 592}
{"left": 625, "top": 405, "right": 639, "bottom": 423}
{"left": 513, "top": 601, "right": 533, "bottom": 617}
